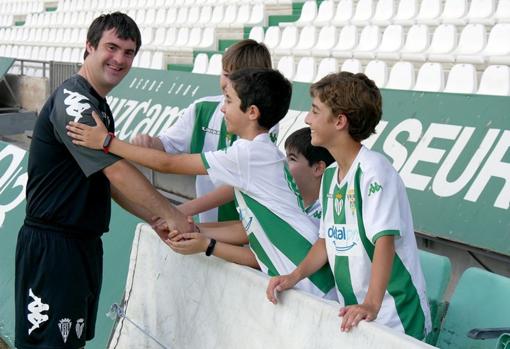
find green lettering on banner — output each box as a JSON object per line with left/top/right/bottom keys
{"left": 107, "top": 70, "right": 510, "bottom": 255}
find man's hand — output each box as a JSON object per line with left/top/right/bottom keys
{"left": 266, "top": 273, "right": 301, "bottom": 304}
{"left": 167, "top": 232, "right": 209, "bottom": 255}
{"left": 338, "top": 303, "right": 380, "bottom": 332}
{"left": 150, "top": 216, "right": 171, "bottom": 242}
{"left": 66, "top": 111, "right": 108, "bottom": 149}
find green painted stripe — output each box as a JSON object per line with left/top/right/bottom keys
{"left": 200, "top": 153, "right": 210, "bottom": 169}
{"left": 334, "top": 256, "right": 358, "bottom": 305}
{"left": 242, "top": 193, "right": 335, "bottom": 293}
{"left": 321, "top": 167, "right": 336, "bottom": 220}
{"left": 190, "top": 101, "right": 220, "bottom": 153}
{"left": 353, "top": 166, "right": 426, "bottom": 339}
{"left": 248, "top": 233, "right": 278, "bottom": 277}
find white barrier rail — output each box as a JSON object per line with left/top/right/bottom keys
{"left": 108, "top": 224, "right": 435, "bottom": 349}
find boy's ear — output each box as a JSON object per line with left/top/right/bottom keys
{"left": 334, "top": 113, "right": 349, "bottom": 131}
{"left": 247, "top": 105, "right": 261, "bottom": 121}
{"left": 312, "top": 161, "right": 327, "bottom": 178}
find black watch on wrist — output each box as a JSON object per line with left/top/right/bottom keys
{"left": 102, "top": 132, "right": 115, "bottom": 154}
{"left": 205, "top": 239, "right": 216, "bottom": 256}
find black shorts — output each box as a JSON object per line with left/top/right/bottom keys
{"left": 15, "top": 225, "right": 103, "bottom": 349}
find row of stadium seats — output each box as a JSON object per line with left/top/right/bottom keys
{"left": 251, "top": 23, "right": 510, "bottom": 65}
{"left": 288, "top": 0, "right": 510, "bottom": 28}
{"left": 192, "top": 52, "right": 510, "bottom": 95}
{"left": 0, "top": 0, "right": 43, "bottom": 15}
{"left": 0, "top": 26, "right": 217, "bottom": 52}
{"left": 24, "top": 4, "right": 265, "bottom": 29}
{"left": 55, "top": 0, "right": 289, "bottom": 12}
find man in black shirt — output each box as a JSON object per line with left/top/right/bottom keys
{"left": 15, "top": 12, "right": 190, "bottom": 349}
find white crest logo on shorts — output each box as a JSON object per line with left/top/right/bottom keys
{"left": 63, "top": 89, "right": 90, "bottom": 122}
{"left": 75, "top": 318, "right": 85, "bottom": 339}
{"left": 58, "top": 318, "right": 72, "bottom": 343}
{"left": 27, "top": 288, "right": 50, "bottom": 335}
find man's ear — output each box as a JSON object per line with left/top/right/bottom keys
{"left": 247, "top": 105, "right": 261, "bottom": 121}
{"left": 85, "top": 41, "right": 94, "bottom": 56}
{"left": 312, "top": 160, "right": 327, "bottom": 178}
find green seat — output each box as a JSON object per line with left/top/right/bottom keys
{"left": 419, "top": 250, "right": 452, "bottom": 346}
{"left": 436, "top": 267, "right": 510, "bottom": 349}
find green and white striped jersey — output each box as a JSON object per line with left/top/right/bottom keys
{"left": 158, "top": 95, "right": 278, "bottom": 223}
{"left": 202, "top": 133, "right": 336, "bottom": 300}
{"left": 319, "top": 146, "right": 431, "bottom": 339}
{"left": 305, "top": 199, "right": 322, "bottom": 229}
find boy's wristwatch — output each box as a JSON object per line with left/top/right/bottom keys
{"left": 102, "top": 132, "right": 115, "bottom": 154}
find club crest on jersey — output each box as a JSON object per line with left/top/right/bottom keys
{"left": 75, "top": 318, "right": 85, "bottom": 339}
{"left": 63, "top": 89, "right": 91, "bottom": 122}
{"left": 58, "top": 318, "right": 72, "bottom": 343}
{"left": 27, "top": 288, "right": 50, "bottom": 335}
{"left": 334, "top": 193, "right": 343, "bottom": 216}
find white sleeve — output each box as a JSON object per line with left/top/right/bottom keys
{"left": 201, "top": 141, "right": 251, "bottom": 191}
{"left": 157, "top": 102, "right": 196, "bottom": 154}
{"left": 361, "top": 167, "right": 402, "bottom": 243}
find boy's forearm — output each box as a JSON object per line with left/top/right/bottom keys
{"left": 109, "top": 138, "right": 207, "bottom": 175}
{"left": 293, "top": 238, "right": 328, "bottom": 280}
{"left": 178, "top": 186, "right": 235, "bottom": 216}
{"left": 213, "top": 242, "right": 260, "bottom": 269}
{"left": 364, "top": 235, "right": 395, "bottom": 309}
{"left": 199, "top": 221, "right": 248, "bottom": 245}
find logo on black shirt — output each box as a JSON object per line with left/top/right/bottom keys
{"left": 63, "top": 89, "right": 91, "bottom": 122}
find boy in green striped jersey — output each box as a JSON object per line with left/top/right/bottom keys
{"left": 266, "top": 72, "right": 431, "bottom": 339}
{"left": 129, "top": 40, "right": 274, "bottom": 224}
{"left": 284, "top": 127, "right": 334, "bottom": 227}
{"left": 66, "top": 68, "right": 337, "bottom": 300}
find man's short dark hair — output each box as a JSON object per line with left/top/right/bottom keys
{"left": 285, "top": 127, "right": 334, "bottom": 167}
{"left": 84, "top": 12, "right": 141, "bottom": 60}
{"left": 310, "top": 72, "right": 382, "bottom": 142}
{"left": 229, "top": 68, "right": 292, "bottom": 130}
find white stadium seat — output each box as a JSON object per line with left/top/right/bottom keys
{"left": 465, "top": 0, "right": 496, "bottom": 24}
{"left": 413, "top": 62, "right": 445, "bottom": 92}
{"left": 341, "top": 58, "right": 363, "bottom": 73}
{"left": 193, "top": 53, "right": 209, "bottom": 74}
{"left": 405, "top": 24, "right": 457, "bottom": 61}
{"left": 372, "top": 0, "right": 395, "bottom": 25}
{"left": 332, "top": 0, "right": 354, "bottom": 26}
{"left": 460, "top": 24, "right": 510, "bottom": 64}
{"left": 292, "top": 26, "right": 318, "bottom": 56}
{"left": 274, "top": 26, "right": 299, "bottom": 55}
{"left": 332, "top": 25, "right": 358, "bottom": 58}
{"left": 477, "top": 65, "right": 510, "bottom": 95}
{"left": 386, "top": 61, "right": 415, "bottom": 89}
{"left": 441, "top": 0, "right": 469, "bottom": 24}
{"left": 206, "top": 53, "right": 222, "bottom": 75}
{"left": 393, "top": 0, "right": 419, "bottom": 25}
{"left": 351, "top": 0, "right": 375, "bottom": 25}
{"left": 293, "top": 57, "right": 316, "bottom": 83}
{"left": 314, "top": 0, "right": 335, "bottom": 26}
{"left": 249, "top": 26, "right": 265, "bottom": 43}
{"left": 415, "top": 0, "right": 443, "bottom": 24}
{"left": 353, "top": 25, "right": 381, "bottom": 59}
{"left": 315, "top": 58, "right": 338, "bottom": 81}
{"left": 312, "top": 26, "right": 338, "bottom": 57}
{"left": 277, "top": 55, "right": 296, "bottom": 80}
{"left": 373, "top": 25, "right": 404, "bottom": 59}
{"left": 443, "top": 64, "right": 478, "bottom": 93}
{"left": 282, "top": 1, "right": 317, "bottom": 27}
{"left": 364, "top": 60, "right": 389, "bottom": 87}
{"left": 384, "top": 24, "right": 429, "bottom": 60}
{"left": 431, "top": 24, "right": 486, "bottom": 63}
{"left": 494, "top": 0, "right": 510, "bottom": 22}
{"left": 263, "top": 26, "right": 281, "bottom": 51}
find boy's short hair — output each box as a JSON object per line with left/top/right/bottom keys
{"left": 222, "top": 39, "right": 272, "bottom": 73}
{"left": 310, "top": 72, "right": 382, "bottom": 142}
{"left": 285, "top": 127, "right": 334, "bottom": 167}
{"left": 84, "top": 12, "right": 141, "bottom": 59}
{"left": 229, "top": 68, "right": 292, "bottom": 130}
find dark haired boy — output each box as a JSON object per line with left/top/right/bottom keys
{"left": 15, "top": 12, "right": 192, "bottom": 349}
{"left": 132, "top": 39, "right": 274, "bottom": 223}
{"left": 67, "top": 68, "right": 336, "bottom": 300}
{"left": 284, "top": 127, "right": 334, "bottom": 226}
{"left": 267, "top": 72, "right": 431, "bottom": 339}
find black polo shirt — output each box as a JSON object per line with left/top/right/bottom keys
{"left": 25, "top": 74, "right": 121, "bottom": 237}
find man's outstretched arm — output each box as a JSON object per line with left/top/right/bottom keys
{"left": 103, "top": 159, "right": 192, "bottom": 235}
